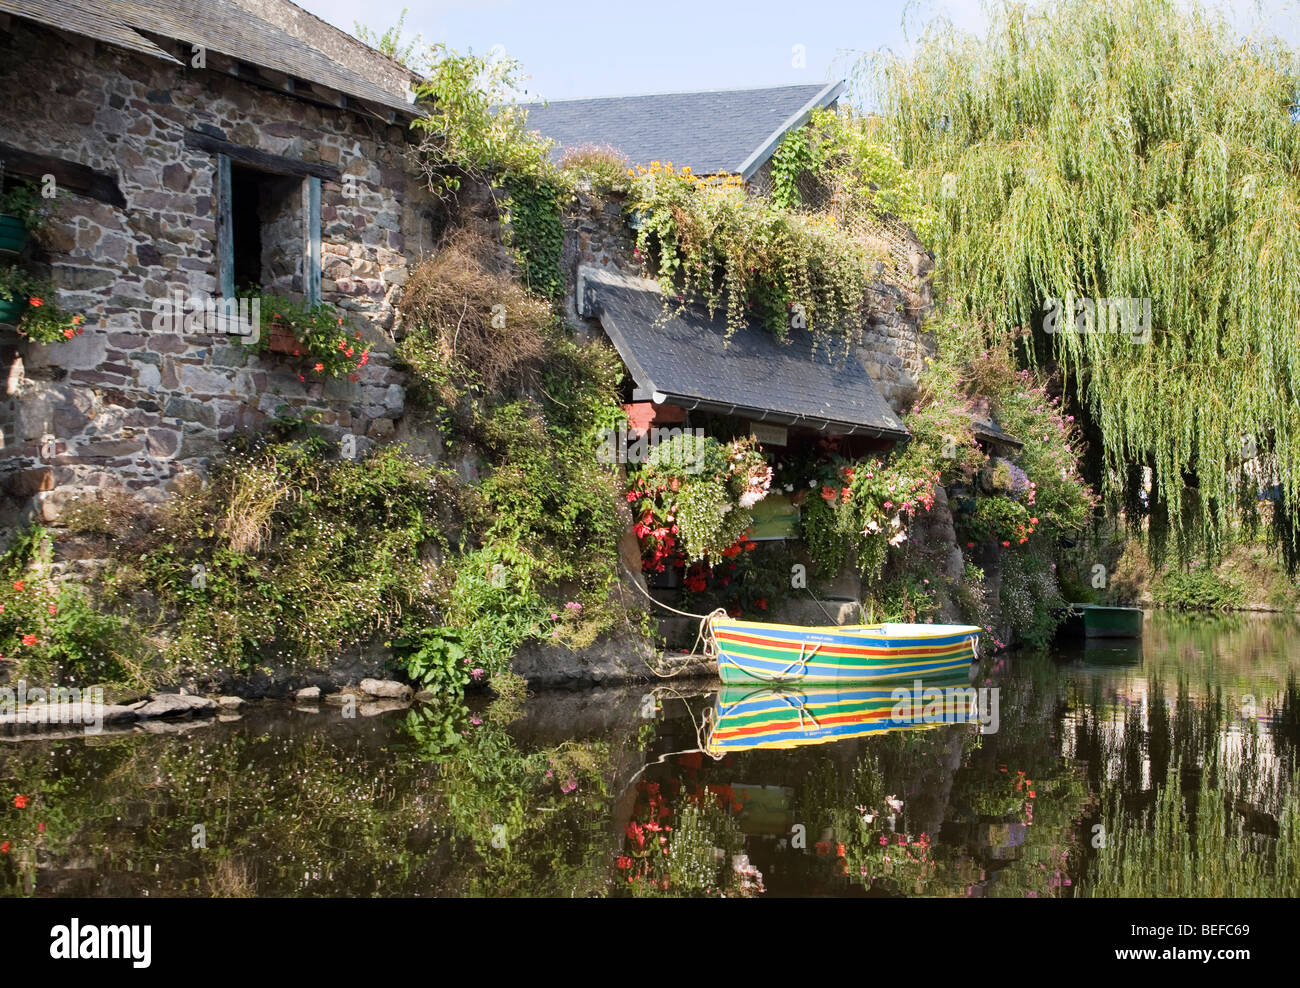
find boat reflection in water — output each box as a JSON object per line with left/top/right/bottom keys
{"left": 705, "top": 672, "right": 987, "bottom": 756}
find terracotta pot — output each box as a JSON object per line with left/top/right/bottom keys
{"left": 267, "top": 321, "right": 301, "bottom": 355}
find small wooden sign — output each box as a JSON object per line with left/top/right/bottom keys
{"left": 749, "top": 421, "right": 788, "bottom": 447}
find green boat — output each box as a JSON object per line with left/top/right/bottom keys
{"left": 1059, "top": 604, "right": 1144, "bottom": 639}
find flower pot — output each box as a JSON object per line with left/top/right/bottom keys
{"left": 0, "top": 214, "right": 28, "bottom": 256}
{"left": 267, "top": 321, "right": 301, "bottom": 355}
{"left": 0, "top": 296, "right": 25, "bottom": 325}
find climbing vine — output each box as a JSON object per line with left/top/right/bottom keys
{"left": 627, "top": 160, "right": 884, "bottom": 354}
{"left": 503, "top": 175, "right": 566, "bottom": 302}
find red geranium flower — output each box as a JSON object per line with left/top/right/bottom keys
{"left": 14, "top": 795, "right": 29, "bottom": 809}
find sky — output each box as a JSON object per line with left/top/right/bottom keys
{"left": 295, "top": 0, "right": 1300, "bottom": 105}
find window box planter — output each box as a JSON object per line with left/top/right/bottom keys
{"left": 256, "top": 294, "right": 371, "bottom": 379}
{"left": 266, "top": 319, "right": 302, "bottom": 356}
{"left": 0, "top": 214, "right": 28, "bottom": 256}
{"left": 0, "top": 295, "right": 24, "bottom": 325}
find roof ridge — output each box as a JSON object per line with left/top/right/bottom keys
{"left": 524, "top": 80, "right": 839, "bottom": 106}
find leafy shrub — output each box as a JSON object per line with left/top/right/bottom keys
{"left": 998, "top": 549, "right": 1066, "bottom": 648}
{"left": 1151, "top": 568, "right": 1246, "bottom": 611}
{"left": 0, "top": 528, "right": 141, "bottom": 686}
{"left": 559, "top": 143, "right": 632, "bottom": 194}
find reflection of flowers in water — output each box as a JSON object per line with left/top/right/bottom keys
{"left": 617, "top": 761, "right": 757, "bottom": 896}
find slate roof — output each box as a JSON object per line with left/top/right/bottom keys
{"left": 972, "top": 415, "right": 1023, "bottom": 449}
{"left": 577, "top": 265, "right": 907, "bottom": 440}
{"left": 0, "top": 0, "right": 418, "bottom": 117}
{"left": 524, "top": 81, "right": 843, "bottom": 179}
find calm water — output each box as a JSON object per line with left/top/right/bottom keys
{"left": 3, "top": 612, "right": 1299, "bottom": 897}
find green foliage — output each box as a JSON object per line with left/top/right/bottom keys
{"left": 394, "top": 626, "right": 469, "bottom": 692}
{"left": 628, "top": 161, "right": 883, "bottom": 354}
{"left": 353, "top": 8, "right": 424, "bottom": 69}
{"left": 865, "top": 0, "right": 1300, "bottom": 564}
{"left": 0, "top": 180, "right": 53, "bottom": 231}
{"left": 95, "top": 439, "right": 468, "bottom": 679}
{"left": 770, "top": 106, "right": 935, "bottom": 238}
{"left": 256, "top": 294, "right": 370, "bottom": 379}
{"left": 0, "top": 528, "right": 140, "bottom": 686}
{"left": 409, "top": 47, "right": 570, "bottom": 316}
{"left": 999, "top": 548, "right": 1067, "bottom": 649}
{"left": 1151, "top": 567, "right": 1246, "bottom": 611}
{"left": 559, "top": 144, "right": 632, "bottom": 194}
{"left": 411, "top": 45, "right": 555, "bottom": 200}
{"left": 502, "top": 175, "right": 566, "bottom": 301}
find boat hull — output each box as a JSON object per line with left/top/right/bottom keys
{"left": 712, "top": 619, "right": 982, "bottom": 684}
{"left": 1059, "top": 604, "right": 1144, "bottom": 639}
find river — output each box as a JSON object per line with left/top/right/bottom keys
{"left": 2, "top": 611, "right": 1298, "bottom": 897}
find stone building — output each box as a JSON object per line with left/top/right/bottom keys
{"left": 0, "top": 0, "right": 439, "bottom": 530}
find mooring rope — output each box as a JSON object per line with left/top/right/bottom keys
{"left": 618, "top": 562, "right": 728, "bottom": 679}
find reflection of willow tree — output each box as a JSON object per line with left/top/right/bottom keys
{"left": 1086, "top": 755, "right": 1300, "bottom": 896}
{"left": 1, "top": 701, "right": 620, "bottom": 897}
{"left": 1069, "top": 639, "right": 1300, "bottom": 894}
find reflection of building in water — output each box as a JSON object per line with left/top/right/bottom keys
{"left": 1058, "top": 673, "right": 1285, "bottom": 796}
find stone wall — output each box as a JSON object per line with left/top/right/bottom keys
{"left": 0, "top": 19, "right": 437, "bottom": 531}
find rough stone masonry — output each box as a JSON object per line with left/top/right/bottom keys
{"left": 0, "top": 13, "right": 439, "bottom": 531}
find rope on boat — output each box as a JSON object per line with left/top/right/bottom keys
{"left": 618, "top": 562, "right": 726, "bottom": 679}
{"left": 769, "top": 640, "right": 820, "bottom": 682}
{"left": 621, "top": 687, "right": 728, "bottom": 788}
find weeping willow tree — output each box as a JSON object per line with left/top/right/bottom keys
{"left": 858, "top": 0, "right": 1300, "bottom": 566}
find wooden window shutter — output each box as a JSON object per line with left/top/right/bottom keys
{"left": 307, "top": 176, "right": 322, "bottom": 303}
{"left": 216, "top": 153, "right": 235, "bottom": 299}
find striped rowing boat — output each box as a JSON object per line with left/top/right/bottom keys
{"left": 710, "top": 618, "right": 983, "bottom": 684}
{"left": 706, "top": 676, "right": 979, "bottom": 755}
